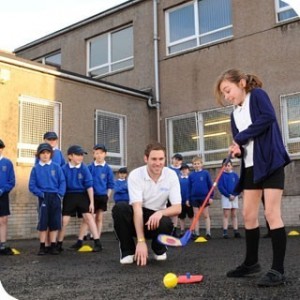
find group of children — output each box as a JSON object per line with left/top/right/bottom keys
{"left": 169, "top": 153, "right": 241, "bottom": 240}
{"left": 0, "top": 132, "right": 129, "bottom": 256}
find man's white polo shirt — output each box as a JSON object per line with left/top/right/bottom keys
{"left": 128, "top": 165, "right": 181, "bottom": 211}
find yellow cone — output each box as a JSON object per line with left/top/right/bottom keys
{"left": 195, "top": 236, "right": 207, "bottom": 243}
{"left": 288, "top": 230, "right": 300, "bottom": 236}
{"left": 12, "top": 248, "right": 20, "bottom": 255}
{"left": 78, "top": 245, "right": 93, "bottom": 252}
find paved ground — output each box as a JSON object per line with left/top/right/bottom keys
{"left": 1, "top": 227, "right": 300, "bottom": 300}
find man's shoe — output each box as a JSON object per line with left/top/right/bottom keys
{"left": 0, "top": 247, "right": 14, "bottom": 256}
{"left": 257, "top": 269, "right": 286, "bottom": 287}
{"left": 227, "top": 263, "right": 261, "bottom": 277}
{"left": 153, "top": 252, "right": 167, "bottom": 261}
{"left": 120, "top": 255, "right": 135, "bottom": 264}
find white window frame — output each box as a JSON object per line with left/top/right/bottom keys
{"left": 95, "top": 110, "right": 127, "bottom": 169}
{"left": 87, "top": 25, "right": 134, "bottom": 78}
{"left": 166, "top": 106, "right": 233, "bottom": 165}
{"left": 18, "top": 95, "right": 62, "bottom": 164}
{"left": 280, "top": 92, "right": 300, "bottom": 156}
{"left": 275, "top": 0, "right": 299, "bottom": 23}
{"left": 35, "top": 51, "right": 61, "bottom": 67}
{"left": 165, "top": 0, "right": 233, "bottom": 55}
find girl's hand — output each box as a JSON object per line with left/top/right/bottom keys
{"left": 229, "top": 142, "right": 241, "bottom": 158}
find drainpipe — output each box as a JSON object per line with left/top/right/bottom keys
{"left": 152, "top": 0, "right": 161, "bottom": 142}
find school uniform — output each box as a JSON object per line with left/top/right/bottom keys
{"left": 29, "top": 160, "right": 66, "bottom": 231}
{"left": 218, "top": 171, "right": 239, "bottom": 209}
{"left": 113, "top": 178, "right": 129, "bottom": 203}
{"left": 0, "top": 156, "right": 15, "bottom": 217}
{"left": 62, "top": 162, "right": 93, "bottom": 216}
{"left": 88, "top": 161, "right": 114, "bottom": 211}
{"left": 188, "top": 169, "right": 213, "bottom": 207}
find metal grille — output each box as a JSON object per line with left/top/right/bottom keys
{"left": 18, "top": 96, "right": 62, "bottom": 164}
{"left": 95, "top": 110, "right": 126, "bottom": 169}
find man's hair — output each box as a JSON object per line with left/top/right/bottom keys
{"left": 144, "top": 142, "right": 166, "bottom": 158}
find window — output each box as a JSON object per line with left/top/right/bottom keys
{"left": 275, "top": 0, "right": 298, "bottom": 22}
{"left": 36, "top": 51, "right": 61, "bottom": 67}
{"left": 166, "top": 107, "right": 233, "bottom": 164}
{"left": 95, "top": 110, "right": 126, "bottom": 169}
{"left": 18, "top": 96, "right": 62, "bottom": 164}
{"left": 281, "top": 93, "right": 300, "bottom": 156}
{"left": 88, "top": 26, "right": 133, "bottom": 78}
{"left": 166, "top": 0, "right": 232, "bottom": 55}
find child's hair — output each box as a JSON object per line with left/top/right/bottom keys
{"left": 192, "top": 156, "right": 203, "bottom": 164}
{"left": 222, "top": 158, "right": 232, "bottom": 165}
{"left": 144, "top": 142, "right": 166, "bottom": 158}
{"left": 214, "top": 69, "right": 263, "bottom": 106}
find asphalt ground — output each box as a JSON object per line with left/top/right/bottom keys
{"left": 1, "top": 227, "right": 300, "bottom": 300}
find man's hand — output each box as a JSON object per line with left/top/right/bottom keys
{"left": 135, "top": 241, "right": 148, "bottom": 266}
{"left": 145, "top": 211, "right": 163, "bottom": 230}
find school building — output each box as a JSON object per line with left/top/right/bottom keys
{"left": 1, "top": 0, "right": 300, "bottom": 239}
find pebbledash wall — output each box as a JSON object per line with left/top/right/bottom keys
{"left": 0, "top": 51, "right": 155, "bottom": 240}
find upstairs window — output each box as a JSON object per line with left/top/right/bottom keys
{"left": 95, "top": 110, "right": 127, "bottom": 169}
{"left": 36, "top": 51, "right": 61, "bottom": 67}
{"left": 166, "top": 0, "right": 232, "bottom": 55}
{"left": 281, "top": 92, "right": 300, "bottom": 156}
{"left": 18, "top": 95, "right": 62, "bottom": 164}
{"left": 88, "top": 26, "right": 134, "bottom": 78}
{"left": 275, "top": 0, "right": 298, "bottom": 22}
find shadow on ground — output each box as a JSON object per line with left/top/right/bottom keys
{"left": 1, "top": 228, "right": 300, "bottom": 300}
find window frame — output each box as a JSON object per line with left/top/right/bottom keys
{"left": 166, "top": 106, "right": 233, "bottom": 165}
{"left": 165, "top": 0, "right": 233, "bottom": 56}
{"left": 18, "top": 95, "right": 62, "bottom": 164}
{"left": 275, "top": 0, "right": 299, "bottom": 23}
{"left": 95, "top": 110, "right": 127, "bottom": 169}
{"left": 280, "top": 92, "right": 300, "bottom": 157}
{"left": 87, "top": 25, "right": 134, "bottom": 78}
{"left": 35, "top": 51, "right": 61, "bottom": 67}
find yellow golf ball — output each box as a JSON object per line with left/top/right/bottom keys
{"left": 163, "top": 273, "right": 178, "bottom": 288}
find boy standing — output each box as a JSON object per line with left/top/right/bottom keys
{"left": 71, "top": 144, "right": 114, "bottom": 250}
{"left": 42, "top": 132, "right": 65, "bottom": 166}
{"left": 218, "top": 159, "right": 241, "bottom": 239}
{"left": 29, "top": 143, "right": 66, "bottom": 255}
{"left": 187, "top": 156, "right": 213, "bottom": 240}
{"left": 57, "top": 145, "right": 101, "bottom": 252}
{"left": 178, "top": 163, "right": 193, "bottom": 237}
{"left": 0, "top": 139, "right": 16, "bottom": 255}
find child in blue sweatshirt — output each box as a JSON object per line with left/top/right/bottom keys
{"left": 57, "top": 145, "right": 102, "bottom": 252}
{"left": 178, "top": 163, "right": 193, "bottom": 237}
{"left": 187, "top": 156, "right": 213, "bottom": 240}
{"left": 218, "top": 159, "right": 241, "bottom": 239}
{"left": 113, "top": 167, "right": 129, "bottom": 203}
{"left": 29, "top": 143, "right": 66, "bottom": 255}
{"left": 0, "top": 139, "right": 16, "bottom": 256}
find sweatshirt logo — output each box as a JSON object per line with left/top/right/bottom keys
{"left": 51, "top": 170, "right": 56, "bottom": 176}
{"left": 78, "top": 173, "right": 83, "bottom": 180}
{"left": 1, "top": 166, "right": 7, "bottom": 172}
